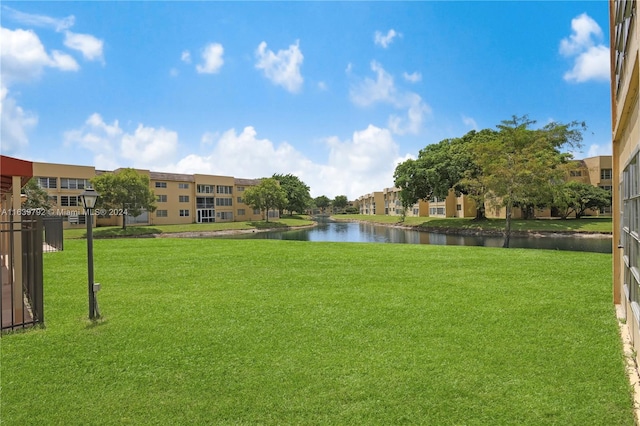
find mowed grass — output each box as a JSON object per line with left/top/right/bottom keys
{"left": 1, "top": 239, "right": 633, "bottom": 425}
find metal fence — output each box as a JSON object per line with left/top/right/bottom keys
{"left": 1, "top": 216, "right": 44, "bottom": 332}
{"left": 43, "top": 215, "right": 64, "bottom": 252}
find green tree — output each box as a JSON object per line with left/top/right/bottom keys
{"left": 242, "top": 178, "right": 287, "bottom": 222}
{"left": 272, "top": 173, "right": 312, "bottom": 215}
{"left": 553, "top": 181, "right": 611, "bottom": 219}
{"left": 21, "top": 178, "right": 52, "bottom": 212}
{"left": 91, "top": 168, "right": 157, "bottom": 230}
{"left": 474, "top": 116, "right": 583, "bottom": 247}
{"left": 314, "top": 195, "right": 331, "bottom": 214}
{"left": 394, "top": 130, "right": 489, "bottom": 220}
{"left": 332, "top": 195, "right": 348, "bottom": 213}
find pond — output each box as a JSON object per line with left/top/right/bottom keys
{"left": 213, "top": 219, "right": 612, "bottom": 253}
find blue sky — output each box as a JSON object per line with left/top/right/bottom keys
{"left": 1, "top": 1, "right": 611, "bottom": 199}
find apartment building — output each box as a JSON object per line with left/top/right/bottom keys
{"left": 611, "top": 0, "right": 640, "bottom": 359}
{"left": 428, "top": 190, "right": 476, "bottom": 218}
{"left": 357, "top": 192, "right": 384, "bottom": 215}
{"left": 28, "top": 159, "right": 275, "bottom": 228}
{"left": 381, "top": 187, "right": 429, "bottom": 217}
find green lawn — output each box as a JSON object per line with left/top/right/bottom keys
{"left": 334, "top": 214, "right": 613, "bottom": 233}
{"left": 1, "top": 239, "right": 633, "bottom": 424}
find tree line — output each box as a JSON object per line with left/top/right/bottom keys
{"left": 393, "top": 115, "right": 611, "bottom": 247}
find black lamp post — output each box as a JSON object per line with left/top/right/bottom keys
{"left": 80, "top": 188, "right": 100, "bottom": 320}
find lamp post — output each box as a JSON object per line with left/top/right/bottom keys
{"left": 80, "top": 188, "right": 100, "bottom": 320}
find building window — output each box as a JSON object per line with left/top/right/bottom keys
{"left": 456, "top": 204, "right": 462, "bottom": 211}
{"left": 253, "top": 209, "right": 261, "bottom": 215}
{"left": 38, "top": 177, "right": 57, "bottom": 189}
{"left": 155, "top": 182, "right": 167, "bottom": 188}
{"left": 622, "top": 152, "right": 640, "bottom": 321}
{"left": 157, "top": 195, "right": 167, "bottom": 202}
{"left": 179, "top": 195, "right": 189, "bottom": 203}
{"left": 156, "top": 210, "right": 168, "bottom": 217}
{"left": 197, "top": 184, "right": 214, "bottom": 194}
{"left": 216, "top": 211, "right": 233, "bottom": 220}
{"left": 179, "top": 209, "right": 190, "bottom": 217}
{"left": 237, "top": 186, "right": 245, "bottom": 192}
{"left": 216, "top": 185, "right": 233, "bottom": 194}
{"left": 570, "top": 170, "right": 582, "bottom": 177}
{"left": 237, "top": 209, "right": 245, "bottom": 216}
{"left": 196, "top": 197, "right": 215, "bottom": 208}
{"left": 178, "top": 183, "right": 189, "bottom": 189}
{"left": 216, "top": 197, "right": 233, "bottom": 206}
{"left": 60, "top": 196, "right": 80, "bottom": 207}
{"left": 601, "top": 169, "right": 613, "bottom": 180}
{"left": 60, "top": 178, "right": 89, "bottom": 190}
{"left": 237, "top": 197, "right": 243, "bottom": 203}
{"left": 49, "top": 196, "right": 58, "bottom": 205}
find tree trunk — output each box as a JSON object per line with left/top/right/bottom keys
{"left": 503, "top": 199, "right": 512, "bottom": 248}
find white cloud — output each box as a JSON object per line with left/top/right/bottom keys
{"left": 462, "top": 115, "right": 478, "bottom": 130}
{"left": 64, "top": 31, "right": 104, "bottom": 62}
{"left": 350, "top": 61, "right": 431, "bottom": 135}
{"left": 586, "top": 143, "right": 612, "bottom": 157}
{"left": 121, "top": 125, "right": 179, "bottom": 167}
{"left": 374, "top": 29, "right": 400, "bottom": 48}
{"left": 255, "top": 40, "right": 304, "bottom": 93}
{"left": 560, "top": 13, "right": 609, "bottom": 83}
{"left": 2, "top": 6, "right": 75, "bottom": 32}
{"left": 164, "top": 125, "right": 407, "bottom": 199}
{"left": 563, "top": 45, "right": 610, "bottom": 83}
{"left": 350, "top": 61, "right": 396, "bottom": 107}
{"left": 388, "top": 93, "right": 431, "bottom": 135}
{"left": 181, "top": 50, "right": 192, "bottom": 64}
{"left": 196, "top": 43, "right": 224, "bottom": 74}
{"left": 0, "top": 27, "right": 79, "bottom": 84}
{"left": 0, "top": 85, "right": 38, "bottom": 154}
{"left": 317, "top": 81, "right": 328, "bottom": 91}
{"left": 403, "top": 71, "right": 422, "bottom": 83}
{"left": 64, "top": 114, "right": 178, "bottom": 170}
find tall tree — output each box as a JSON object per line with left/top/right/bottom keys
{"left": 21, "top": 178, "right": 52, "bottom": 212}
{"left": 394, "top": 130, "right": 488, "bottom": 219}
{"left": 314, "top": 195, "right": 331, "bottom": 214}
{"left": 272, "top": 173, "right": 312, "bottom": 215}
{"left": 552, "top": 181, "right": 611, "bottom": 219}
{"left": 474, "top": 116, "right": 583, "bottom": 247}
{"left": 242, "top": 178, "right": 287, "bottom": 222}
{"left": 333, "top": 195, "right": 348, "bottom": 212}
{"left": 91, "top": 168, "right": 157, "bottom": 229}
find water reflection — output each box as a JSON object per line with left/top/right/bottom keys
{"left": 213, "top": 220, "right": 612, "bottom": 253}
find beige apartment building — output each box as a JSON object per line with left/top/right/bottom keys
{"left": 381, "top": 187, "right": 429, "bottom": 217}
{"left": 610, "top": 0, "right": 640, "bottom": 361}
{"left": 31, "top": 160, "right": 275, "bottom": 229}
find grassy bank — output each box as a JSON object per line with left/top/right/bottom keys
{"left": 333, "top": 214, "right": 613, "bottom": 234}
{"left": 64, "top": 215, "right": 315, "bottom": 239}
{"left": 1, "top": 239, "right": 632, "bottom": 424}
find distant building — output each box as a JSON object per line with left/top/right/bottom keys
{"left": 29, "top": 159, "right": 277, "bottom": 229}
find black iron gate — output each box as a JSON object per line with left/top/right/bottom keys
{"left": 1, "top": 215, "right": 44, "bottom": 331}
{"left": 43, "top": 215, "right": 63, "bottom": 252}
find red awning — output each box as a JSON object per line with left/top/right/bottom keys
{"left": 0, "top": 155, "right": 33, "bottom": 195}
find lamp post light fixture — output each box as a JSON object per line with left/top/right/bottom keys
{"left": 80, "top": 188, "right": 100, "bottom": 320}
